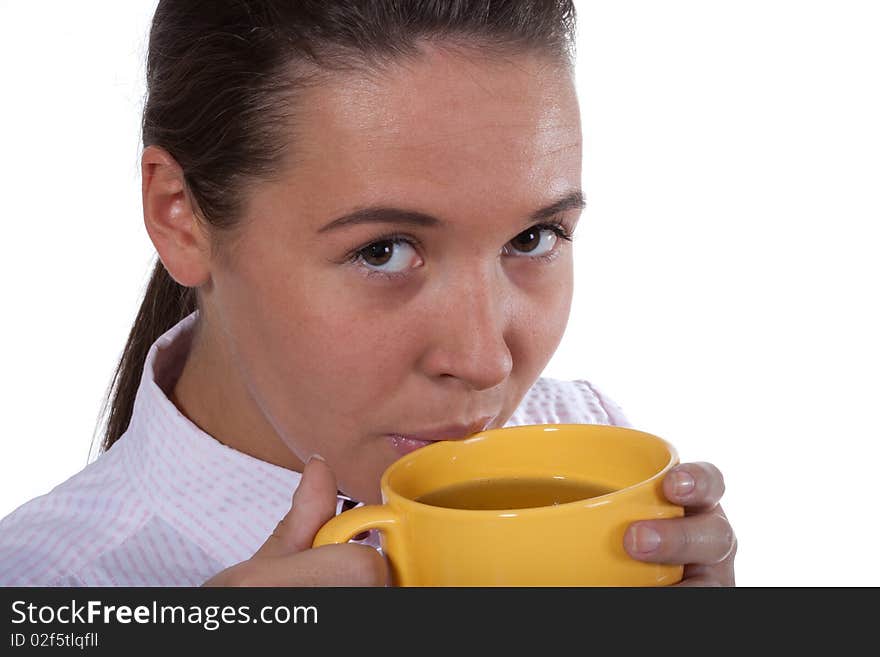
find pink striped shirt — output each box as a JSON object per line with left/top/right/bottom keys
{"left": 0, "top": 312, "right": 630, "bottom": 586}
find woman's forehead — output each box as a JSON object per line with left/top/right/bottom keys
{"left": 269, "top": 49, "right": 582, "bottom": 222}
{"left": 292, "top": 48, "right": 580, "bottom": 169}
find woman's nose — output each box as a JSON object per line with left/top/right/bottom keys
{"left": 417, "top": 271, "right": 514, "bottom": 391}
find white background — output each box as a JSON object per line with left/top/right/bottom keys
{"left": 1, "top": 1, "right": 878, "bottom": 586}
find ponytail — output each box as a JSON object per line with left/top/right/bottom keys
{"left": 97, "top": 259, "right": 196, "bottom": 453}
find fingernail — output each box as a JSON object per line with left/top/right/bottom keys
{"left": 671, "top": 470, "right": 696, "bottom": 498}
{"left": 307, "top": 453, "right": 325, "bottom": 463}
{"left": 632, "top": 525, "right": 662, "bottom": 554}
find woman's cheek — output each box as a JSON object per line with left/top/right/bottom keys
{"left": 292, "top": 317, "right": 395, "bottom": 384}
{"left": 513, "top": 275, "right": 573, "bottom": 370}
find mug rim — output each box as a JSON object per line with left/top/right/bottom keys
{"left": 379, "top": 423, "right": 679, "bottom": 516}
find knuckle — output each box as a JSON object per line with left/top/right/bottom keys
{"left": 727, "top": 533, "right": 739, "bottom": 561}
{"left": 662, "top": 525, "right": 692, "bottom": 563}
{"left": 711, "top": 513, "right": 736, "bottom": 562}
{"left": 272, "top": 516, "right": 292, "bottom": 538}
{"left": 215, "top": 562, "right": 259, "bottom": 587}
{"left": 700, "top": 462, "right": 726, "bottom": 498}
{"left": 346, "top": 545, "right": 389, "bottom": 586}
{"left": 674, "top": 513, "right": 736, "bottom": 565}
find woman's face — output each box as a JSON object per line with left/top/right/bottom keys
{"left": 202, "top": 47, "right": 583, "bottom": 503}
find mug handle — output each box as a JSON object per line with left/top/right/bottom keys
{"left": 312, "top": 504, "right": 400, "bottom": 547}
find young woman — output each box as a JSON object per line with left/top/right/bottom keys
{"left": 0, "top": 0, "right": 736, "bottom": 586}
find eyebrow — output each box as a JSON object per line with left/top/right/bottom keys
{"left": 316, "top": 190, "right": 585, "bottom": 234}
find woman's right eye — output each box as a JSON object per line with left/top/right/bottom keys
{"left": 353, "top": 238, "right": 423, "bottom": 279}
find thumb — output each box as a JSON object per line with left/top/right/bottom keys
{"left": 254, "top": 455, "right": 339, "bottom": 559}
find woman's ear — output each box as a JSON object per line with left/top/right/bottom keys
{"left": 141, "top": 145, "right": 211, "bottom": 287}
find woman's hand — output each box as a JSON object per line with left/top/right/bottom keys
{"left": 203, "top": 456, "right": 389, "bottom": 586}
{"left": 623, "top": 461, "right": 737, "bottom": 586}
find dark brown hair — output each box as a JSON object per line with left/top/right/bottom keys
{"left": 98, "top": 0, "right": 577, "bottom": 452}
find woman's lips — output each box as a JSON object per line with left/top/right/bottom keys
{"left": 386, "top": 434, "right": 434, "bottom": 456}
{"left": 385, "top": 417, "right": 495, "bottom": 456}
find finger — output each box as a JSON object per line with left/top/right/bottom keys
{"left": 206, "top": 544, "right": 390, "bottom": 587}
{"left": 663, "top": 462, "right": 725, "bottom": 511}
{"left": 678, "top": 557, "right": 737, "bottom": 587}
{"left": 254, "top": 455, "right": 339, "bottom": 558}
{"left": 623, "top": 507, "right": 736, "bottom": 566}
{"left": 269, "top": 544, "right": 389, "bottom": 587}
{"left": 672, "top": 575, "right": 723, "bottom": 587}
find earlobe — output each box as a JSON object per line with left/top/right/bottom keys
{"left": 141, "top": 145, "right": 211, "bottom": 288}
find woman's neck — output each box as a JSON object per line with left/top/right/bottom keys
{"left": 169, "top": 318, "right": 305, "bottom": 474}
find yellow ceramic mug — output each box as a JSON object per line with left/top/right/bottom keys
{"left": 313, "top": 423, "right": 684, "bottom": 586}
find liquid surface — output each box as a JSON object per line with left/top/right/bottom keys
{"left": 415, "top": 477, "right": 615, "bottom": 510}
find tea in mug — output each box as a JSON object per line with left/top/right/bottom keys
{"left": 415, "top": 476, "right": 615, "bottom": 510}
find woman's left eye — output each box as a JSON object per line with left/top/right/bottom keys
{"left": 502, "top": 223, "right": 572, "bottom": 258}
